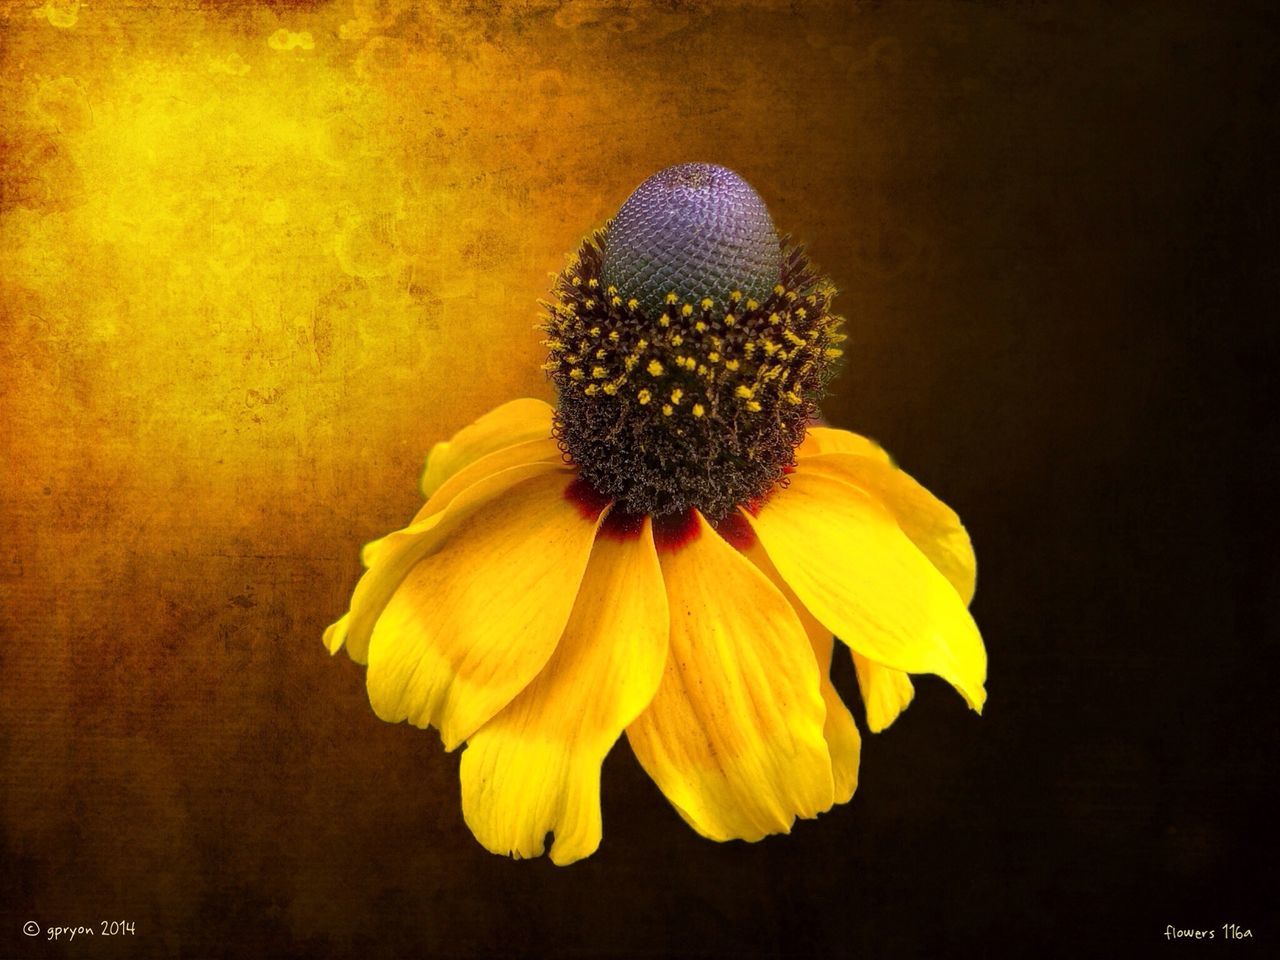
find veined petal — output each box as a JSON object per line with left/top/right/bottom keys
{"left": 365, "top": 468, "right": 608, "bottom": 749}
{"left": 460, "top": 518, "right": 668, "bottom": 865}
{"left": 796, "top": 426, "right": 891, "bottom": 464}
{"left": 325, "top": 461, "right": 560, "bottom": 663}
{"left": 411, "top": 438, "right": 562, "bottom": 526}
{"left": 815, "top": 633, "right": 862, "bottom": 803}
{"left": 852, "top": 652, "right": 915, "bottom": 734}
{"left": 798, "top": 452, "right": 977, "bottom": 604}
{"left": 746, "top": 472, "right": 987, "bottom": 712}
{"left": 742, "top": 539, "right": 860, "bottom": 805}
{"left": 627, "top": 512, "right": 835, "bottom": 842}
{"left": 421, "top": 398, "right": 555, "bottom": 497}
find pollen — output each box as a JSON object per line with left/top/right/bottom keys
{"left": 700, "top": 297, "right": 714, "bottom": 311}
{"left": 647, "top": 359, "right": 664, "bottom": 376}
{"left": 670, "top": 388, "right": 684, "bottom": 405}
{"left": 638, "top": 389, "right": 652, "bottom": 405}
{"left": 681, "top": 304, "right": 694, "bottom": 317}
{"left": 692, "top": 403, "right": 705, "bottom": 418}
{"left": 662, "top": 404, "right": 673, "bottom": 416}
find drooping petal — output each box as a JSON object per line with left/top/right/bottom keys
{"left": 795, "top": 426, "right": 892, "bottom": 464}
{"left": 746, "top": 472, "right": 987, "bottom": 712}
{"left": 626, "top": 512, "right": 835, "bottom": 842}
{"left": 814, "top": 633, "right": 862, "bottom": 803}
{"left": 410, "top": 438, "right": 562, "bottom": 525}
{"left": 852, "top": 652, "right": 915, "bottom": 734}
{"left": 798, "top": 452, "right": 977, "bottom": 604}
{"left": 420, "top": 398, "right": 556, "bottom": 497}
{"left": 739, "top": 536, "right": 860, "bottom": 804}
{"left": 365, "top": 469, "right": 608, "bottom": 748}
{"left": 325, "top": 461, "right": 561, "bottom": 663}
{"left": 460, "top": 517, "right": 668, "bottom": 865}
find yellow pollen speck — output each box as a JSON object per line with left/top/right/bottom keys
{"left": 695, "top": 321, "right": 707, "bottom": 333}
{"left": 565, "top": 353, "right": 581, "bottom": 364}
{"left": 786, "top": 391, "right": 803, "bottom": 405}
{"left": 681, "top": 304, "right": 693, "bottom": 317}
{"left": 607, "top": 285, "right": 618, "bottom": 295}
{"left": 585, "top": 384, "right": 600, "bottom": 396}
{"left": 596, "top": 349, "right": 607, "bottom": 359}
{"left": 746, "top": 299, "right": 759, "bottom": 310}
{"left": 700, "top": 298, "right": 713, "bottom": 311}
{"left": 627, "top": 298, "right": 639, "bottom": 310}
{"left": 584, "top": 300, "right": 595, "bottom": 310}
{"left": 744, "top": 342, "right": 757, "bottom": 357}
{"left": 611, "top": 296, "right": 623, "bottom": 307}
{"left": 571, "top": 276, "right": 581, "bottom": 286}
{"left": 638, "top": 389, "right": 652, "bottom": 405}
{"left": 735, "top": 385, "right": 755, "bottom": 399}
{"left": 786, "top": 291, "right": 798, "bottom": 301}
{"left": 662, "top": 404, "right": 674, "bottom": 416}
{"left": 666, "top": 291, "right": 679, "bottom": 304}
{"left": 723, "top": 314, "right": 736, "bottom": 326}
{"left": 636, "top": 338, "right": 649, "bottom": 350}
{"left": 768, "top": 312, "right": 781, "bottom": 324}
{"left": 647, "top": 359, "right": 664, "bottom": 376}
{"left": 692, "top": 403, "right": 705, "bottom": 417}
{"left": 592, "top": 366, "right": 607, "bottom": 379}
{"left": 825, "top": 348, "right": 845, "bottom": 358}
{"left": 730, "top": 290, "right": 742, "bottom": 301}
{"left": 609, "top": 331, "right": 620, "bottom": 342}
{"left": 589, "top": 326, "right": 601, "bottom": 337}
{"left": 747, "top": 400, "right": 762, "bottom": 412}
{"left": 785, "top": 331, "right": 806, "bottom": 347}
{"left": 603, "top": 383, "right": 618, "bottom": 396}
{"left": 659, "top": 314, "right": 671, "bottom": 327}
{"left": 671, "top": 334, "right": 684, "bottom": 346}
{"left": 725, "top": 359, "right": 740, "bottom": 371}
{"left": 670, "top": 388, "right": 684, "bottom": 404}
{"left": 588, "top": 278, "right": 599, "bottom": 289}
{"left": 708, "top": 352, "right": 720, "bottom": 363}
{"left": 795, "top": 307, "right": 808, "bottom": 319}
{"left": 569, "top": 368, "right": 585, "bottom": 381}
{"left": 773, "top": 284, "right": 786, "bottom": 295}
{"left": 762, "top": 340, "right": 780, "bottom": 356}
{"left": 540, "top": 360, "right": 559, "bottom": 371}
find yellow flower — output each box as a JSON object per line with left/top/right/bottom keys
{"left": 326, "top": 164, "right": 986, "bottom": 865}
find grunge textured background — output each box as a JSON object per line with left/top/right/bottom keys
{"left": 2, "top": 1, "right": 1276, "bottom": 957}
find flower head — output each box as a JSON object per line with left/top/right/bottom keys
{"left": 327, "top": 163, "right": 987, "bottom": 864}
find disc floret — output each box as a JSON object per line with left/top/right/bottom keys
{"left": 543, "top": 237, "right": 846, "bottom": 522}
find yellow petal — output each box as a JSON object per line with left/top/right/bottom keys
{"left": 411, "top": 438, "right": 562, "bottom": 525}
{"left": 460, "top": 518, "right": 668, "bottom": 865}
{"left": 740, "top": 534, "right": 860, "bottom": 804}
{"left": 420, "top": 398, "right": 556, "bottom": 497}
{"left": 815, "top": 633, "right": 862, "bottom": 803}
{"left": 626, "top": 512, "right": 835, "bottom": 842}
{"left": 746, "top": 472, "right": 987, "bottom": 712}
{"left": 796, "top": 426, "right": 892, "bottom": 464}
{"left": 366, "top": 469, "right": 608, "bottom": 749}
{"left": 851, "top": 652, "right": 915, "bottom": 733}
{"left": 798, "top": 452, "right": 977, "bottom": 604}
{"left": 324, "top": 461, "right": 560, "bottom": 664}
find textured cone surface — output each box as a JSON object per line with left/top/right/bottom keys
{"left": 602, "top": 163, "right": 782, "bottom": 318}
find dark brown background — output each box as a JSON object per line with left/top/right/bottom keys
{"left": 3, "top": 1, "right": 1278, "bottom": 957}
